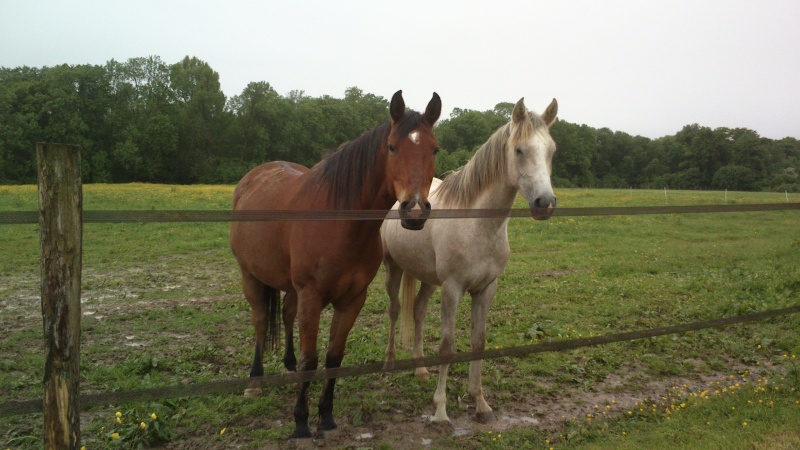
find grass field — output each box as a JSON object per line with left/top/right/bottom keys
{"left": 1, "top": 184, "right": 799, "bottom": 449}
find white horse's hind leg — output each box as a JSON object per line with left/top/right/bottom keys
{"left": 383, "top": 259, "right": 403, "bottom": 370}
{"left": 432, "top": 281, "right": 462, "bottom": 423}
{"left": 469, "top": 279, "right": 498, "bottom": 422}
{"left": 413, "top": 283, "right": 436, "bottom": 380}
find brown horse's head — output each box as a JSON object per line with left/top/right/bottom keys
{"left": 386, "top": 90, "right": 441, "bottom": 230}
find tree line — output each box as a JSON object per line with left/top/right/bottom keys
{"left": 1, "top": 55, "right": 798, "bottom": 191}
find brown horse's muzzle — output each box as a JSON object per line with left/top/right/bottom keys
{"left": 399, "top": 199, "right": 431, "bottom": 230}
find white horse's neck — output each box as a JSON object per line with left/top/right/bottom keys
{"left": 465, "top": 169, "right": 518, "bottom": 231}
{"left": 470, "top": 175, "right": 517, "bottom": 208}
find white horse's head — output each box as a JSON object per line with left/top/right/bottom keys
{"left": 506, "top": 97, "right": 558, "bottom": 220}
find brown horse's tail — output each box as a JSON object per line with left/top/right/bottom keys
{"left": 265, "top": 286, "right": 282, "bottom": 352}
{"left": 400, "top": 272, "right": 417, "bottom": 350}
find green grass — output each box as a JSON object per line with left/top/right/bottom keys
{"left": 1, "top": 184, "right": 799, "bottom": 449}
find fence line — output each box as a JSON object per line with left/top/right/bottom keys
{"left": 2, "top": 303, "right": 799, "bottom": 418}
{"left": 1, "top": 202, "right": 798, "bottom": 225}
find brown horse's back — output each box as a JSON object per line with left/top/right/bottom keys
{"left": 230, "top": 161, "right": 310, "bottom": 293}
{"left": 232, "top": 161, "right": 308, "bottom": 211}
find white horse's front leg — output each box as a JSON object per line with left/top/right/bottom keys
{"left": 469, "top": 279, "right": 498, "bottom": 422}
{"left": 433, "top": 363, "right": 450, "bottom": 422}
{"left": 432, "top": 281, "right": 462, "bottom": 423}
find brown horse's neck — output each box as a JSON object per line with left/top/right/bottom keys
{"left": 362, "top": 146, "right": 394, "bottom": 210}
{"left": 316, "top": 122, "right": 397, "bottom": 211}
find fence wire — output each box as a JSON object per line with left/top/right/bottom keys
{"left": 1, "top": 203, "right": 798, "bottom": 224}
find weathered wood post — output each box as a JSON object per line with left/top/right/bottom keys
{"left": 37, "top": 143, "right": 82, "bottom": 449}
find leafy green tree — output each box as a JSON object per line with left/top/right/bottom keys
{"left": 712, "top": 165, "right": 759, "bottom": 191}
{"left": 105, "top": 57, "right": 178, "bottom": 182}
{"left": 169, "top": 56, "right": 227, "bottom": 182}
{"left": 435, "top": 108, "right": 506, "bottom": 154}
{"left": 226, "top": 81, "right": 285, "bottom": 166}
{"left": 550, "top": 120, "right": 597, "bottom": 186}
{"left": 680, "top": 126, "right": 730, "bottom": 188}
{"left": 492, "top": 102, "right": 515, "bottom": 120}
{"left": 727, "top": 128, "right": 770, "bottom": 180}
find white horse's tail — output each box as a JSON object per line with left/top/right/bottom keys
{"left": 400, "top": 272, "right": 417, "bottom": 350}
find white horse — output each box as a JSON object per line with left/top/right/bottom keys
{"left": 382, "top": 97, "right": 558, "bottom": 423}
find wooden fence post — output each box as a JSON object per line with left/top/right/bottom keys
{"left": 37, "top": 143, "right": 82, "bottom": 449}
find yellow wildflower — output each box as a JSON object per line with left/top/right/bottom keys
{"left": 140, "top": 422, "right": 147, "bottom": 429}
{"left": 111, "top": 432, "right": 120, "bottom": 439}
{"left": 151, "top": 413, "right": 158, "bottom": 420}
{"left": 220, "top": 428, "right": 227, "bottom": 435}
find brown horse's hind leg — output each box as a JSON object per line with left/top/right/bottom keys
{"left": 282, "top": 291, "right": 298, "bottom": 371}
{"left": 318, "top": 291, "right": 368, "bottom": 432}
{"left": 242, "top": 272, "right": 267, "bottom": 397}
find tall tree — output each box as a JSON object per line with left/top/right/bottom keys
{"left": 169, "top": 56, "right": 227, "bottom": 182}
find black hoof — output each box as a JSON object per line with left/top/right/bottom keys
{"left": 319, "top": 416, "right": 337, "bottom": 431}
{"left": 289, "top": 426, "right": 313, "bottom": 439}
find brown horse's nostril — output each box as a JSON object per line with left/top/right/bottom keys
{"left": 399, "top": 199, "right": 431, "bottom": 230}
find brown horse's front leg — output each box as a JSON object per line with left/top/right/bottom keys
{"left": 290, "top": 297, "right": 322, "bottom": 439}
{"left": 318, "top": 293, "right": 368, "bottom": 431}
{"left": 291, "top": 354, "right": 318, "bottom": 439}
{"left": 318, "top": 355, "right": 340, "bottom": 431}
{"left": 291, "top": 376, "right": 315, "bottom": 439}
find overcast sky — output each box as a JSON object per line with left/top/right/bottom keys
{"left": 2, "top": 0, "right": 799, "bottom": 140}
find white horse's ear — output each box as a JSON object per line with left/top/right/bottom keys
{"left": 542, "top": 98, "right": 558, "bottom": 127}
{"left": 512, "top": 97, "right": 526, "bottom": 124}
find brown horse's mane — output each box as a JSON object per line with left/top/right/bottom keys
{"left": 434, "top": 110, "right": 546, "bottom": 208}
{"left": 319, "top": 110, "right": 425, "bottom": 209}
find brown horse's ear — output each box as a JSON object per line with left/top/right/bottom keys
{"left": 424, "top": 92, "right": 441, "bottom": 125}
{"left": 512, "top": 97, "right": 527, "bottom": 124}
{"left": 542, "top": 98, "right": 558, "bottom": 127}
{"left": 390, "top": 90, "right": 405, "bottom": 123}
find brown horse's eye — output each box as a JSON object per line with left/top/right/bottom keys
{"left": 388, "top": 144, "right": 397, "bottom": 154}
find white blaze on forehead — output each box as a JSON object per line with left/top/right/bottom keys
{"left": 408, "top": 130, "right": 420, "bottom": 145}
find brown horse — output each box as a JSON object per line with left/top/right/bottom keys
{"left": 229, "top": 90, "right": 441, "bottom": 438}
